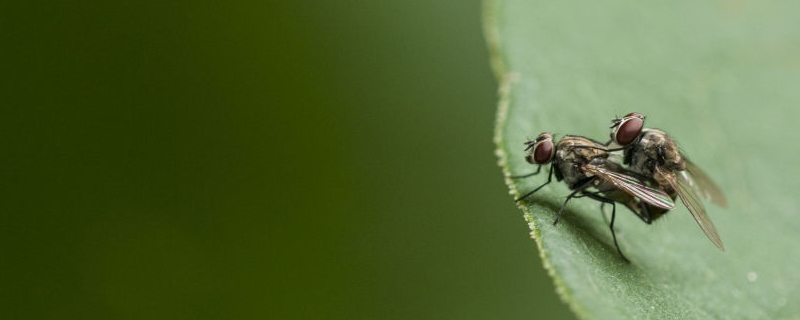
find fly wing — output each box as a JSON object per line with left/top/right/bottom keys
{"left": 583, "top": 164, "right": 675, "bottom": 210}
{"left": 657, "top": 166, "right": 725, "bottom": 251}
{"left": 684, "top": 157, "right": 728, "bottom": 208}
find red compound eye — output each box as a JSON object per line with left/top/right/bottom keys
{"left": 613, "top": 114, "right": 644, "bottom": 146}
{"left": 533, "top": 139, "right": 554, "bottom": 164}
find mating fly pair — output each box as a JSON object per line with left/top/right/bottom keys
{"left": 516, "top": 113, "right": 726, "bottom": 261}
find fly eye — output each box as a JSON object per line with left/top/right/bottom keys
{"left": 531, "top": 139, "right": 554, "bottom": 164}
{"left": 612, "top": 113, "right": 644, "bottom": 146}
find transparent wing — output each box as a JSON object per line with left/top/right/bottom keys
{"left": 656, "top": 166, "right": 725, "bottom": 251}
{"left": 684, "top": 157, "right": 728, "bottom": 208}
{"left": 583, "top": 164, "right": 675, "bottom": 210}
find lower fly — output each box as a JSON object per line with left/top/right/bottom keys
{"left": 515, "top": 133, "right": 675, "bottom": 261}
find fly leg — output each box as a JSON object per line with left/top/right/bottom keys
{"left": 601, "top": 202, "right": 611, "bottom": 227}
{"left": 515, "top": 165, "right": 554, "bottom": 202}
{"left": 510, "top": 164, "right": 542, "bottom": 179}
{"left": 553, "top": 177, "right": 596, "bottom": 225}
{"left": 625, "top": 200, "right": 653, "bottom": 224}
{"left": 580, "top": 192, "right": 630, "bottom": 262}
{"left": 574, "top": 191, "right": 612, "bottom": 226}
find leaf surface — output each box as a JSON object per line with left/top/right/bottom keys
{"left": 486, "top": 1, "right": 800, "bottom": 318}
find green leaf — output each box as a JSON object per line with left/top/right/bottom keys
{"left": 485, "top": 0, "right": 800, "bottom": 319}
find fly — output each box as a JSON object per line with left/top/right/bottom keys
{"left": 515, "top": 132, "right": 676, "bottom": 261}
{"left": 609, "top": 112, "right": 728, "bottom": 250}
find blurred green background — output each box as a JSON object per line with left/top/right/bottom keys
{"left": 0, "top": 1, "right": 574, "bottom": 319}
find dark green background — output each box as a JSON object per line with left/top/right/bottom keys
{"left": 1, "top": 1, "right": 575, "bottom": 319}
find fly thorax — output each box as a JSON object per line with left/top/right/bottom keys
{"left": 661, "top": 146, "right": 685, "bottom": 171}
{"left": 555, "top": 136, "right": 607, "bottom": 187}
{"left": 628, "top": 144, "right": 655, "bottom": 177}
{"left": 665, "top": 156, "right": 686, "bottom": 171}
{"left": 628, "top": 129, "right": 670, "bottom": 176}
{"left": 556, "top": 161, "right": 586, "bottom": 187}
{"left": 555, "top": 148, "right": 576, "bottom": 163}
